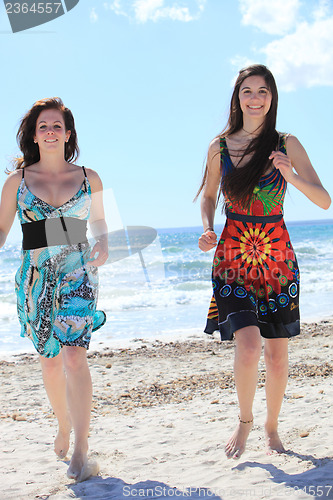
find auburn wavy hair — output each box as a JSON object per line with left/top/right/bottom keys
{"left": 11, "top": 97, "right": 79, "bottom": 171}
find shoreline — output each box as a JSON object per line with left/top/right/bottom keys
{"left": 0, "top": 319, "right": 332, "bottom": 499}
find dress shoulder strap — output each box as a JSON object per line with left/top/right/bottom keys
{"left": 278, "top": 133, "right": 290, "bottom": 154}
{"left": 21, "top": 168, "right": 25, "bottom": 179}
{"left": 219, "top": 136, "right": 227, "bottom": 150}
{"left": 219, "top": 136, "right": 233, "bottom": 177}
{"left": 81, "top": 166, "right": 88, "bottom": 192}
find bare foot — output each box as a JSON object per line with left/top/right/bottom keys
{"left": 75, "top": 460, "right": 100, "bottom": 483}
{"left": 54, "top": 421, "right": 71, "bottom": 459}
{"left": 225, "top": 420, "right": 253, "bottom": 459}
{"left": 67, "top": 449, "right": 87, "bottom": 481}
{"left": 67, "top": 450, "right": 99, "bottom": 482}
{"left": 265, "top": 424, "right": 285, "bottom": 455}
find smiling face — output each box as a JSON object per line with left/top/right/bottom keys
{"left": 34, "top": 109, "right": 71, "bottom": 153}
{"left": 238, "top": 75, "right": 272, "bottom": 121}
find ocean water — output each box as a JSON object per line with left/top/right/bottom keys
{"left": 0, "top": 219, "right": 332, "bottom": 356}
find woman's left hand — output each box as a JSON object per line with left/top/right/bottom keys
{"left": 88, "top": 238, "right": 109, "bottom": 267}
{"left": 269, "top": 150, "right": 295, "bottom": 183}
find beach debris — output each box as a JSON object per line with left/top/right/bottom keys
{"left": 12, "top": 413, "right": 26, "bottom": 421}
{"left": 210, "top": 399, "right": 219, "bottom": 404}
{"left": 1, "top": 330, "right": 332, "bottom": 420}
{"left": 90, "top": 357, "right": 332, "bottom": 413}
{"left": 300, "top": 431, "right": 310, "bottom": 438}
{"left": 289, "top": 362, "right": 332, "bottom": 378}
{"left": 120, "top": 392, "right": 131, "bottom": 398}
{"left": 105, "top": 363, "right": 112, "bottom": 369}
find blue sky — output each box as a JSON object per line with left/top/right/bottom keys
{"left": 1, "top": 0, "right": 333, "bottom": 231}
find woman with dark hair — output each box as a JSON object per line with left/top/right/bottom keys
{"left": 198, "top": 65, "right": 331, "bottom": 459}
{"left": 0, "top": 98, "right": 108, "bottom": 481}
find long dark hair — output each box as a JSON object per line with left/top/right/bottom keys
{"left": 196, "top": 64, "right": 280, "bottom": 210}
{"left": 12, "top": 97, "right": 79, "bottom": 171}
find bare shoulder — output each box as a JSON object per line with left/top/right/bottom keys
{"left": 285, "top": 134, "right": 307, "bottom": 155}
{"left": 2, "top": 169, "right": 23, "bottom": 192}
{"left": 285, "top": 134, "right": 316, "bottom": 177}
{"left": 208, "top": 136, "right": 221, "bottom": 157}
{"left": 84, "top": 167, "right": 103, "bottom": 192}
{"left": 207, "top": 136, "right": 222, "bottom": 173}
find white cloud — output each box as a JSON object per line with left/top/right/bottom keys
{"left": 313, "top": 0, "right": 331, "bottom": 20}
{"left": 230, "top": 55, "right": 256, "bottom": 73}
{"left": 104, "top": 1, "right": 129, "bottom": 18}
{"left": 235, "top": 0, "right": 333, "bottom": 91}
{"left": 263, "top": 17, "right": 333, "bottom": 91}
{"left": 239, "top": 0, "right": 301, "bottom": 35}
{"left": 90, "top": 7, "right": 98, "bottom": 23}
{"left": 133, "top": 0, "right": 164, "bottom": 22}
{"left": 134, "top": 0, "right": 191, "bottom": 23}
{"left": 104, "top": 0, "right": 206, "bottom": 23}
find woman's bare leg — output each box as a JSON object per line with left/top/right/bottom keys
{"left": 264, "top": 338, "right": 289, "bottom": 454}
{"left": 62, "top": 346, "right": 92, "bottom": 480}
{"left": 225, "top": 325, "right": 262, "bottom": 459}
{"left": 39, "top": 352, "right": 71, "bottom": 458}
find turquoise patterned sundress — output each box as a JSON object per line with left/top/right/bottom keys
{"left": 15, "top": 167, "right": 106, "bottom": 358}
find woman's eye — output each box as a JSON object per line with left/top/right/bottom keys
{"left": 54, "top": 124, "right": 61, "bottom": 128}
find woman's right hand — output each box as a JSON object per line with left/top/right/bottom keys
{"left": 198, "top": 229, "right": 217, "bottom": 252}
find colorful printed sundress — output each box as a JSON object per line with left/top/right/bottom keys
{"left": 205, "top": 135, "right": 300, "bottom": 340}
{"left": 15, "top": 167, "right": 106, "bottom": 358}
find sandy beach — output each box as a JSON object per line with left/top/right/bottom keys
{"left": 0, "top": 320, "right": 332, "bottom": 500}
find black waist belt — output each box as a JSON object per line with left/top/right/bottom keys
{"left": 226, "top": 211, "right": 283, "bottom": 223}
{"left": 22, "top": 217, "right": 88, "bottom": 250}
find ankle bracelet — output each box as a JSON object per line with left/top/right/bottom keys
{"left": 238, "top": 415, "right": 253, "bottom": 424}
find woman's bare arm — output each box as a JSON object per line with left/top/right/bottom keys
{"left": 199, "top": 138, "right": 221, "bottom": 252}
{"left": 269, "top": 135, "right": 331, "bottom": 210}
{"left": 86, "top": 169, "right": 109, "bottom": 266}
{"left": 0, "top": 171, "right": 22, "bottom": 248}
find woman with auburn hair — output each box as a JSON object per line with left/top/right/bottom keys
{"left": 197, "top": 64, "right": 331, "bottom": 459}
{"left": 0, "top": 97, "right": 108, "bottom": 481}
